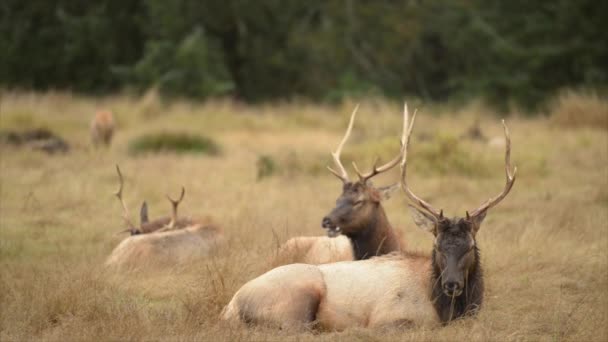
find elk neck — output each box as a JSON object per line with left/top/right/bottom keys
{"left": 344, "top": 204, "right": 400, "bottom": 260}
{"left": 430, "top": 245, "right": 484, "bottom": 323}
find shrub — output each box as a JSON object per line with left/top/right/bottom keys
{"left": 256, "top": 155, "right": 277, "bottom": 180}
{"left": 413, "top": 134, "right": 490, "bottom": 177}
{"left": 128, "top": 132, "right": 221, "bottom": 156}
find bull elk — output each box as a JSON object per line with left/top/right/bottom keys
{"left": 105, "top": 166, "right": 224, "bottom": 269}
{"left": 91, "top": 110, "right": 115, "bottom": 147}
{"left": 271, "top": 105, "right": 405, "bottom": 267}
{"left": 222, "top": 104, "right": 516, "bottom": 330}
{"left": 113, "top": 166, "right": 193, "bottom": 235}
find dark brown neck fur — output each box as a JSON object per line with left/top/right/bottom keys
{"left": 430, "top": 246, "right": 484, "bottom": 323}
{"left": 344, "top": 205, "right": 401, "bottom": 260}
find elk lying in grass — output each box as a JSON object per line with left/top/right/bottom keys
{"left": 91, "top": 110, "right": 115, "bottom": 147}
{"left": 105, "top": 166, "right": 224, "bottom": 270}
{"left": 222, "top": 105, "right": 516, "bottom": 330}
{"left": 113, "top": 166, "right": 194, "bottom": 235}
{"left": 271, "top": 105, "right": 405, "bottom": 267}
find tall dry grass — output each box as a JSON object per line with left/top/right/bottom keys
{"left": 0, "top": 91, "right": 607, "bottom": 341}
{"left": 548, "top": 89, "right": 608, "bottom": 129}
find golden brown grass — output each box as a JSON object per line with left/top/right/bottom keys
{"left": 548, "top": 89, "right": 608, "bottom": 129}
{"left": 1, "top": 91, "right": 607, "bottom": 341}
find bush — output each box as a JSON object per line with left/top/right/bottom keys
{"left": 128, "top": 132, "right": 221, "bottom": 156}
{"left": 256, "top": 155, "right": 277, "bottom": 181}
{"left": 413, "top": 134, "right": 490, "bottom": 177}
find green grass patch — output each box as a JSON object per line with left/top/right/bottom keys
{"left": 128, "top": 132, "right": 221, "bottom": 156}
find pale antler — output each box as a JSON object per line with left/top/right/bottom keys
{"left": 399, "top": 103, "right": 444, "bottom": 220}
{"left": 114, "top": 165, "right": 137, "bottom": 231}
{"left": 166, "top": 186, "right": 186, "bottom": 229}
{"left": 467, "top": 120, "right": 517, "bottom": 218}
{"left": 327, "top": 105, "right": 359, "bottom": 183}
{"left": 352, "top": 103, "right": 409, "bottom": 184}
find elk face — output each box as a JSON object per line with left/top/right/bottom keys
{"left": 410, "top": 207, "right": 486, "bottom": 296}
{"left": 322, "top": 182, "right": 396, "bottom": 237}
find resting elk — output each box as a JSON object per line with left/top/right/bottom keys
{"left": 271, "top": 105, "right": 405, "bottom": 267}
{"left": 91, "top": 110, "right": 115, "bottom": 147}
{"left": 222, "top": 104, "right": 517, "bottom": 330}
{"left": 105, "top": 166, "right": 224, "bottom": 270}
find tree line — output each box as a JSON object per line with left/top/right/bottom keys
{"left": 1, "top": 0, "right": 606, "bottom": 110}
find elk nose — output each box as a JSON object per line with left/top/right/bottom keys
{"left": 444, "top": 281, "right": 460, "bottom": 293}
{"left": 322, "top": 217, "right": 333, "bottom": 228}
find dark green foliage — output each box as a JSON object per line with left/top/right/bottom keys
{"left": 1, "top": 0, "right": 606, "bottom": 109}
{"left": 128, "top": 132, "right": 221, "bottom": 156}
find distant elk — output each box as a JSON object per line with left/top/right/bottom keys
{"left": 271, "top": 105, "right": 405, "bottom": 267}
{"left": 105, "top": 166, "right": 224, "bottom": 270}
{"left": 90, "top": 110, "right": 114, "bottom": 147}
{"left": 222, "top": 104, "right": 516, "bottom": 330}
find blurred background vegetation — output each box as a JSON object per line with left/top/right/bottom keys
{"left": 1, "top": 0, "right": 606, "bottom": 112}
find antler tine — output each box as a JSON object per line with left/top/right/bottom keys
{"left": 467, "top": 120, "right": 517, "bottom": 218}
{"left": 354, "top": 104, "right": 409, "bottom": 184}
{"left": 166, "top": 186, "right": 186, "bottom": 228}
{"left": 114, "top": 165, "right": 136, "bottom": 229}
{"left": 327, "top": 104, "right": 359, "bottom": 183}
{"left": 399, "top": 103, "right": 444, "bottom": 219}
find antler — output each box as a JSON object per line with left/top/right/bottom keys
{"left": 400, "top": 103, "right": 444, "bottom": 220}
{"left": 352, "top": 104, "right": 409, "bottom": 184}
{"left": 467, "top": 120, "right": 517, "bottom": 218}
{"left": 327, "top": 105, "right": 359, "bottom": 183}
{"left": 114, "top": 165, "right": 137, "bottom": 230}
{"left": 166, "top": 186, "right": 186, "bottom": 229}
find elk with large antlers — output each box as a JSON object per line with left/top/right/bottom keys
{"left": 106, "top": 166, "right": 224, "bottom": 270}
{"left": 271, "top": 105, "right": 406, "bottom": 267}
{"left": 222, "top": 104, "right": 516, "bottom": 330}
{"left": 113, "top": 165, "right": 192, "bottom": 235}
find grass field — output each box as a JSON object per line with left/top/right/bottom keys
{"left": 1, "top": 91, "right": 607, "bottom": 341}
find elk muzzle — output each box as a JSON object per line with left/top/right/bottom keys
{"left": 322, "top": 202, "right": 351, "bottom": 238}
{"left": 321, "top": 216, "right": 341, "bottom": 237}
{"left": 441, "top": 258, "right": 465, "bottom": 296}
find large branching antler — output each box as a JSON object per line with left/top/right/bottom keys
{"left": 399, "top": 103, "right": 444, "bottom": 220}
{"left": 114, "top": 165, "right": 137, "bottom": 231}
{"left": 352, "top": 103, "right": 409, "bottom": 184}
{"left": 327, "top": 105, "right": 359, "bottom": 183}
{"left": 327, "top": 104, "right": 406, "bottom": 185}
{"left": 466, "top": 120, "right": 517, "bottom": 218}
{"left": 166, "top": 186, "right": 185, "bottom": 229}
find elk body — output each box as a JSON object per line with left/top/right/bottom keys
{"left": 91, "top": 110, "right": 114, "bottom": 147}
{"left": 222, "top": 105, "right": 516, "bottom": 330}
{"left": 271, "top": 105, "right": 405, "bottom": 267}
{"left": 105, "top": 166, "right": 224, "bottom": 270}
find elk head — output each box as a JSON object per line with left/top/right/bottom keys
{"left": 114, "top": 165, "right": 188, "bottom": 235}
{"left": 321, "top": 105, "right": 404, "bottom": 238}
{"left": 401, "top": 107, "right": 516, "bottom": 298}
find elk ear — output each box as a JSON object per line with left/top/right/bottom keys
{"left": 140, "top": 201, "right": 149, "bottom": 224}
{"left": 375, "top": 183, "right": 400, "bottom": 202}
{"left": 409, "top": 205, "right": 437, "bottom": 235}
{"left": 466, "top": 210, "right": 487, "bottom": 235}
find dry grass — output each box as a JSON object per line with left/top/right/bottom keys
{"left": 1, "top": 91, "right": 607, "bottom": 341}
{"left": 549, "top": 89, "right": 608, "bottom": 129}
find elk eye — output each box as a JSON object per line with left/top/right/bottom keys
{"left": 353, "top": 200, "right": 363, "bottom": 206}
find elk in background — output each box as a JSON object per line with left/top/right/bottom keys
{"left": 105, "top": 166, "right": 224, "bottom": 270}
{"left": 271, "top": 105, "right": 405, "bottom": 267}
{"left": 222, "top": 104, "right": 516, "bottom": 330}
{"left": 91, "top": 110, "right": 114, "bottom": 147}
